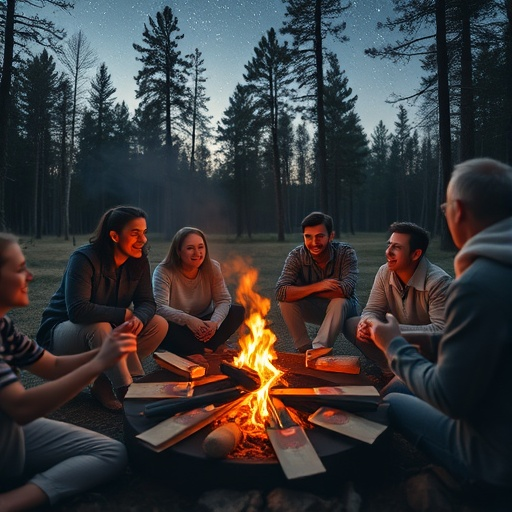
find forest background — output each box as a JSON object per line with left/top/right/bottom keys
{"left": 0, "top": 0, "right": 511, "bottom": 243}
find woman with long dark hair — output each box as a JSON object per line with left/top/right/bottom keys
{"left": 36, "top": 206, "right": 167, "bottom": 410}
{"left": 153, "top": 227, "right": 244, "bottom": 356}
{"left": 0, "top": 233, "right": 135, "bottom": 511}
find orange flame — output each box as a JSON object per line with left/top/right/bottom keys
{"left": 231, "top": 266, "right": 283, "bottom": 432}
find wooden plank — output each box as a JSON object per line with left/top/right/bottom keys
{"left": 136, "top": 398, "right": 245, "bottom": 453}
{"left": 305, "top": 355, "right": 361, "bottom": 374}
{"left": 274, "top": 352, "right": 364, "bottom": 386}
{"left": 270, "top": 385, "right": 381, "bottom": 413}
{"left": 125, "top": 375, "right": 229, "bottom": 399}
{"left": 153, "top": 351, "right": 207, "bottom": 379}
{"left": 143, "top": 387, "right": 245, "bottom": 419}
{"left": 266, "top": 398, "right": 326, "bottom": 480}
{"left": 271, "top": 386, "right": 380, "bottom": 397}
{"left": 309, "top": 406, "right": 388, "bottom": 444}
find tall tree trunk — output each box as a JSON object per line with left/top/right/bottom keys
{"left": 459, "top": 3, "right": 475, "bottom": 161}
{"left": 436, "top": 0, "right": 454, "bottom": 249}
{"left": 505, "top": 0, "right": 512, "bottom": 165}
{"left": 271, "top": 90, "right": 285, "bottom": 241}
{"left": 0, "top": 0, "right": 16, "bottom": 231}
{"left": 314, "top": 0, "right": 328, "bottom": 213}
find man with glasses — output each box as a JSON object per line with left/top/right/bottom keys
{"left": 275, "top": 211, "right": 359, "bottom": 353}
{"left": 369, "top": 158, "right": 512, "bottom": 500}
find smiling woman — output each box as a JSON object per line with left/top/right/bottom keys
{"left": 34, "top": 206, "right": 168, "bottom": 411}
{"left": 153, "top": 226, "right": 245, "bottom": 356}
{"left": 0, "top": 232, "right": 136, "bottom": 511}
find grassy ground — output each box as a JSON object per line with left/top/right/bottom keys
{"left": 12, "top": 233, "right": 463, "bottom": 511}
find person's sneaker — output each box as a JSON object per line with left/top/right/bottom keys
{"left": 91, "top": 374, "right": 122, "bottom": 411}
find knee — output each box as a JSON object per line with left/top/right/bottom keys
{"left": 102, "top": 439, "right": 128, "bottom": 475}
{"left": 151, "top": 314, "right": 169, "bottom": 335}
{"left": 344, "top": 316, "right": 360, "bottom": 344}
{"left": 87, "top": 322, "right": 115, "bottom": 348}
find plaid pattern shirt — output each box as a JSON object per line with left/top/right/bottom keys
{"left": 275, "top": 241, "right": 359, "bottom": 303}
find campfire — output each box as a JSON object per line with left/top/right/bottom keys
{"left": 214, "top": 266, "right": 288, "bottom": 458}
{"left": 132, "top": 264, "right": 384, "bottom": 481}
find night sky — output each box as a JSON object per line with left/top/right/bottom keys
{"left": 22, "top": 0, "right": 423, "bottom": 135}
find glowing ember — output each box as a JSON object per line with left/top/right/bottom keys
{"left": 231, "top": 266, "right": 283, "bottom": 434}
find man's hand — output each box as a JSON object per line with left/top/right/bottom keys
{"left": 356, "top": 318, "right": 373, "bottom": 342}
{"left": 313, "top": 279, "right": 344, "bottom": 299}
{"left": 368, "top": 313, "right": 401, "bottom": 352}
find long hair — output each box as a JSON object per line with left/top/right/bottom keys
{"left": 89, "top": 206, "right": 148, "bottom": 258}
{"left": 0, "top": 233, "right": 18, "bottom": 270}
{"left": 161, "top": 227, "right": 212, "bottom": 275}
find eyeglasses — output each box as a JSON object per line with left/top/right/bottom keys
{"left": 440, "top": 200, "right": 460, "bottom": 216}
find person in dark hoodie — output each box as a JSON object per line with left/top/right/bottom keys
{"left": 36, "top": 206, "right": 167, "bottom": 411}
{"left": 368, "top": 158, "right": 512, "bottom": 498}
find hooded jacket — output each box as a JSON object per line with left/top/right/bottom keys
{"left": 387, "top": 216, "right": 512, "bottom": 487}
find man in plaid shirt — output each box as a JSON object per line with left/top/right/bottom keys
{"left": 275, "top": 212, "right": 359, "bottom": 353}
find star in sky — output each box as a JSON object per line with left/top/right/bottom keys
{"left": 19, "top": 0, "right": 423, "bottom": 135}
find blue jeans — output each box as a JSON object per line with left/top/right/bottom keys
{"left": 384, "top": 393, "right": 472, "bottom": 482}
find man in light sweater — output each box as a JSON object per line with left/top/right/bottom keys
{"left": 345, "top": 222, "right": 452, "bottom": 371}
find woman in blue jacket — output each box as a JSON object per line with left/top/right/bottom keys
{"left": 36, "top": 206, "right": 167, "bottom": 410}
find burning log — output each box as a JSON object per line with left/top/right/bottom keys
{"left": 202, "top": 422, "right": 243, "bottom": 458}
{"left": 144, "top": 387, "right": 245, "bottom": 419}
{"left": 219, "top": 360, "right": 261, "bottom": 391}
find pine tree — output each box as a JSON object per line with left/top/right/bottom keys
{"left": 244, "top": 27, "right": 294, "bottom": 241}
{"left": 281, "top": 0, "right": 351, "bottom": 213}
{"left": 186, "top": 48, "right": 211, "bottom": 174}
{"left": 133, "top": 5, "right": 190, "bottom": 237}
{"left": 0, "top": 0, "right": 72, "bottom": 230}
{"left": 18, "top": 50, "right": 60, "bottom": 237}
{"left": 217, "top": 84, "right": 263, "bottom": 237}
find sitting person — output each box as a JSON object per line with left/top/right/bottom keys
{"left": 36, "top": 206, "right": 168, "bottom": 411}
{"left": 153, "top": 227, "right": 245, "bottom": 356}
{"left": 275, "top": 211, "right": 359, "bottom": 353}
{"left": 345, "top": 221, "right": 452, "bottom": 370}
{"left": 368, "top": 158, "right": 512, "bottom": 499}
{"left": 0, "top": 233, "right": 136, "bottom": 511}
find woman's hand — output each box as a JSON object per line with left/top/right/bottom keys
{"left": 96, "top": 322, "right": 137, "bottom": 369}
{"left": 186, "top": 317, "right": 217, "bottom": 342}
{"left": 197, "top": 320, "right": 218, "bottom": 342}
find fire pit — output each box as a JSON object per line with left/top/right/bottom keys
{"left": 123, "top": 267, "right": 389, "bottom": 490}
{"left": 123, "top": 353, "right": 389, "bottom": 491}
